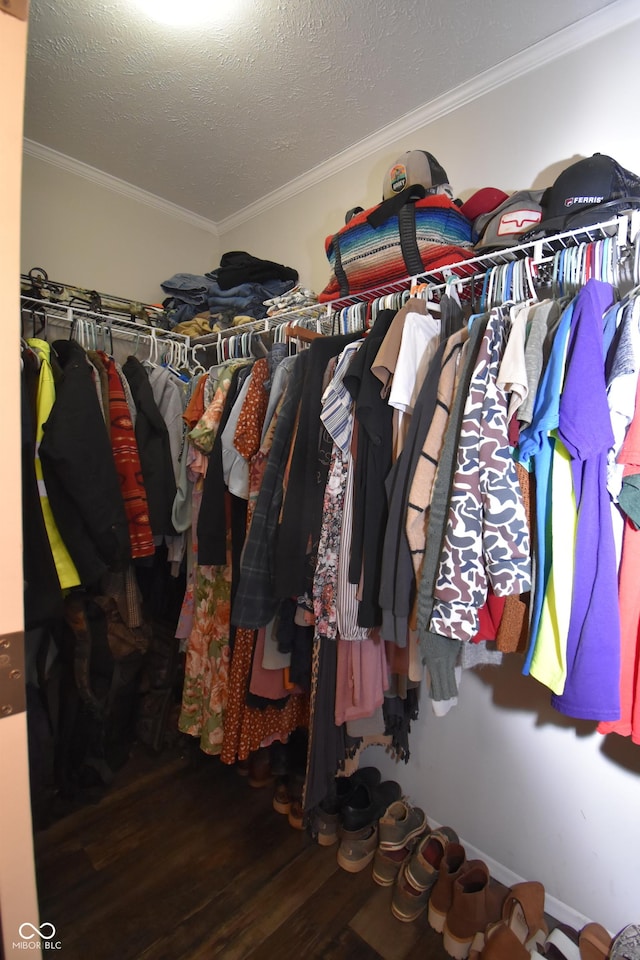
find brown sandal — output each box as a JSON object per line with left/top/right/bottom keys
{"left": 579, "top": 923, "right": 612, "bottom": 960}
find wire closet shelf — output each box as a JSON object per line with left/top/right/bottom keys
{"left": 190, "top": 212, "right": 639, "bottom": 344}
{"left": 20, "top": 212, "right": 640, "bottom": 351}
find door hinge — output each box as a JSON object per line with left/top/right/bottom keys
{"left": 1, "top": 0, "right": 29, "bottom": 22}
{"left": 0, "top": 631, "right": 26, "bottom": 717}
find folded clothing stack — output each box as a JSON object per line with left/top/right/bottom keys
{"left": 160, "top": 251, "right": 299, "bottom": 330}
{"left": 264, "top": 285, "right": 318, "bottom": 317}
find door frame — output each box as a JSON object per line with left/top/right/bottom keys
{"left": 0, "top": 5, "right": 41, "bottom": 956}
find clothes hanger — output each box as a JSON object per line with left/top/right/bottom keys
{"left": 479, "top": 267, "right": 492, "bottom": 312}
{"left": 147, "top": 329, "right": 159, "bottom": 366}
{"left": 445, "top": 273, "right": 462, "bottom": 307}
{"left": 189, "top": 346, "right": 207, "bottom": 377}
{"left": 284, "top": 321, "right": 322, "bottom": 346}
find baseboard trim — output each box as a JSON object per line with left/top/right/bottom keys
{"left": 428, "top": 815, "right": 592, "bottom": 932}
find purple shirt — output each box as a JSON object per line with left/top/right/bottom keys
{"left": 552, "top": 280, "right": 620, "bottom": 721}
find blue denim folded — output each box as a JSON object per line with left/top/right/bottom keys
{"left": 161, "top": 275, "right": 296, "bottom": 324}
{"left": 161, "top": 273, "right": 212, "bottom": 305}
{"left": 165, "top": 301, "right": 202, "bottom": 328}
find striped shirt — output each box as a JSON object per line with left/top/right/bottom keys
{"left": 320, "top": 340, "right": 363, "bottom": 451}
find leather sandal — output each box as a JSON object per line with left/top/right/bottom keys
{"left": 502, "top": 881, "right": 548, "bottom": 949}
{"left": 579, "top": 923, "right": 612, "bottom": 960}
{"left": 468, "top": 880, "right": 547, "bottom": 959}
{"left": 543, "top": 925, "right": 581, "bottom": 960}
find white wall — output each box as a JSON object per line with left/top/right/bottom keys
{"left": 21, "top": 153, "right": 220, "bottom": 304}
{"left": 220, "top": 19, "right": 640, "bottom": 935}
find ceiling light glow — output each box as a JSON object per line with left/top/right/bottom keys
{"left": 133, "top": 0, "right": 239, "bottom": 27}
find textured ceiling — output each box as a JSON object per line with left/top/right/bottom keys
{"left": 25, "top": 0, "right": 617, "bottom": 222}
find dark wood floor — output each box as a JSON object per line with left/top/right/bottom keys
{"left": 34, "top": 740, "right": 454, "bottom": 960}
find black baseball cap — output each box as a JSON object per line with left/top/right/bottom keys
{"left": 528, "top": 153, "right": 640, "bottom": 238}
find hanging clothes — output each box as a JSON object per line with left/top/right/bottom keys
{"left": 39, "top": 339, "right": 130, "bottom": 587}
{"left": 599, "top": 369, "right": 640, "bottom": 743}
{"left": 26, "top": 338, "right": 81, "bottom": 590}
{"left": 550, "top": 280, "right": 620, "bottom": 721}
{"left": 178, "top": 365, "right": 237, "bottom": 754}
{"left": 21, "top": 345, "right": 64, "bottom": 626}
{"left": 428, "top": 308, "right": 531, "bottom": 643}
{"left": 97, "top": 351, "right": 155, "bottom": 560}
{"left": 122, "top": 356, "right": 177, "bottom": 538}
{"left": 221, "top": 351, "right": 310, "bottom": 765}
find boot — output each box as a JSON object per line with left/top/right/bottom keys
{"left": 428, "top": 841, "right": 467, "bottom": 932}
{"left": 443, "top": 860, "right": 506, "bottom": 960}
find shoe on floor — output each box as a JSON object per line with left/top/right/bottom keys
{"left": 372, "top": 844, "right": 413, "bottom": 887}
{"left": 405, "top": 826, "right": 459, "bottom": 893}
{"left": 310, "top": 806, "right": 341, "bottom": 846}
{"left": 321, "top": 766, "right": 382, "bottom": 816}
{"left": 378, "top": 800, "right": 427, "bottom": 852}
{"left": 272, "top": 777, "right": 291, "bottom": 815}
{"left": 469, "top": 881, "right": 547, "bottom": 958}
{"left": 610, "top": 924, "right": 640, "bottom": 960}
{"left": 337, "top": 823, "right": 379, "bottom": 873}
{"left": 428, "top": 841, "right": 467, "bottom": 933}
{"left": 442, "top": 859, "right": 506, "bottom": 960}
{"left": 288, "top": 799, "right": 305, "bottom": 830}
{"left": 580, "top": 922, "right": 613, "bottom": 960}
{"left": 487, "top": 880, "right": 547, "bottom": 952}
{"left": 391, "top": 827, "right": 459, "bottom": 923}
{"left": 472, "top": 921, "right": 539, "bottom": 959}
{"left": 391, "top": 860, "right": 434, "bottom": 922}
{"left": 341, "top": 779, "right": 401, "bottom": 833}
{"left": 372, "top": 800, "right": 426, "bottom": 888}
{"left": 314, "top": 767, "right": 382, "bottom": 846}
{"left": 542, "top": 925, "right": 581, "bottom": 960}
{"left": 286, "top": 773, "right": 305, "bottom": 830}
{"left": 247, "top": 747, "right": 273, "bottom": 788}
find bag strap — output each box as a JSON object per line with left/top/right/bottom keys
{"left": 366, "top": 183, "right": 426, "bottom": 228}
{"left": 398, "top": 202, "right": 426, "bottom": 277}
{"left": 331, "top": 233, "right": 350, "bottom": 297}
{"left": 345, "top": 206, "right": 364, "bottom": 224}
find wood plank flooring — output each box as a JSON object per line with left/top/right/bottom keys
{"left": 33, "top": 742, "right": 454, "bottom": 960}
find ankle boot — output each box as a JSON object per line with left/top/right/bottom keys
{"left": 428, "top": 842, "right": 467, "bottom": 933}
{"left": 443, "top": 860, "right": 506, "bottom": 960}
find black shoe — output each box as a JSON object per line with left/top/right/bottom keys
{"left": 341, "top": 779, "right": 402, "bottom": 833}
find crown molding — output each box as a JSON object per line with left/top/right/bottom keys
{"left": 23, "top": 139, "right": 219, "bottom": 236}
{"left": 217, "top": 0, "right": 640, "bottom": 235}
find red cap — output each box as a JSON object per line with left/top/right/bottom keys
{"left": 459, "top": 187, "right": 509, "bottom": 223}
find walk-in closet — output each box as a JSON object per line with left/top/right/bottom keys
{"left": 2, "top": 3, "right": 640, "bottom": 959}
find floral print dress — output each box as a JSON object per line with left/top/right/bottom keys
{"left": 178, "top": 367, "right": 237, "bottom": 755}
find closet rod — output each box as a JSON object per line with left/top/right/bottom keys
{"left": 192, "top": 303, "right": 331, "bottom": 347}
{"left": 20, "top": 296, "right": 192, "bottom": 347}
{"left": 20, "top": 270, "right": 165, "bottom": 322}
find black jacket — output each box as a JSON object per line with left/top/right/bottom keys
{"left": 40, "top": 340, "right": 130, "bottom": 586}
{"left": 122, "top": 357, "right": 177, "bottom": 537}
{"left": 21, "top": 350, "right": 63, "bottom": 625}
